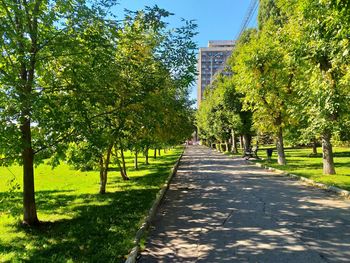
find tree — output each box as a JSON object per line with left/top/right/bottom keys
{"left": 0, "top": 0, "right": 117, "bottom": 225}
{"left": 232, "top": 7, "right": 298, "bottom": 165}
{"left": 64, "top": 7, "right": 197, "bottom": 194}
{"left": 196, "top": 72, "right": 253, "bottom": 154}
{"left": 277, "top": 0, "right": 350, "bottom": 174}
{"left": 0, "top": 1, "right": 198, "bottom": 223}
{"left": 220, "top": 75, "right": 254, "bottom": 153}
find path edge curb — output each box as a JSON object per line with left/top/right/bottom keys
{"left": 125, "top": 147, "right": 185, "bottom": 263}
{"left": 247, "top": 160, "right": 350, "bottom": 199}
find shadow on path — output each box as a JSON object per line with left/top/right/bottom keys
{"left": 139, "top": 145, "right": 350, "bottom": 263}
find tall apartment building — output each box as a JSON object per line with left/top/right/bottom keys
{"left": 197, "top": 40, "right": 235, "bottom": 107}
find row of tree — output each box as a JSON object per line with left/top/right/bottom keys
{"left": 0, "top": 1, "right": 197, "bottom": 225}
{"left": 197, "top": 0, "right": 350, "bottom": 174}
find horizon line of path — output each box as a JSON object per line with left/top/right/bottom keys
{"left": 139, "top": 145, "right": 350, "bottom": 263}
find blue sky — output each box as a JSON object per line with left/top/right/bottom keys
{"left": 112, "top": 1, "right": 258, "bottom": 104}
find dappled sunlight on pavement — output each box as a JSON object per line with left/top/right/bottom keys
{"left": 139, "top": 145, "right": 350, "bottom": 262}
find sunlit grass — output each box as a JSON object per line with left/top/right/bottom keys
{"left": 0, "top": 147, "right": 183, "bottom": 262}
{"left": 253, "top": 147, "right": 350, "bottom": 191}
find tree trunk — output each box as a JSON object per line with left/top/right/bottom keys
{"left": 225, "top": 141, "right": 229, "bottom": 153}
{"left": 276, "top": 127, "right": 286, "bottom": 165}
{"left": 240, "top": 135, "right": 244, "bottom": 151}
{"left": 134, "top": 150, "right": 138, "bottom": 170}
{"left": 145, "top": 147, "right": 149, "bottom": 165}
{"left": 115, "top": 149, "right": 129, "bottom": 180}
{"left": 99, "top": 144, "right": 113, "bottom": 194}
{"left": 120, "top": 148, "right": 127, "bottom": 177}
{"left": 19, "top": 1, "right": 41, "bottom": 225}
{"left": 158, "top": 148, "right": 161, "bottom": 156}
{"left": 219, "top": 142, "right": 222, "bottom": 152}
{"left": 22, "top": 119, "right": 39, "bottom": 225}
{"left": 319, "top": 58, "right": 336, "bottom": 174}
{"left": 154, "top": 148, "right": 157, "bottom": 159}
{"left": 322, "top": 131, "right": 336, "bottom": 174}
{"left": 243, "top": 134, "right": 251, "bottom": 154}
{"left": 21, "top": 59, "right": 39, "bottom": 225}
{"left": 231, "top": 129, "right": 238, "bottom": 153}
{"left": 312, "top": 139, "right": 318, "bottom": 155}
{"left": 99, "top": 157, "right": 106, "bottom": 194}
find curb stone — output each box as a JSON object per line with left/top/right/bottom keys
{"left": 246, "top": 159, "right": 350, "bottom": 199}
{"left": 124, "top": 148, "right": 184, "bottom": 263}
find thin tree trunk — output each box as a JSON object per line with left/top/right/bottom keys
{"left": 104, "top": 145, "right": 112, "bottom": 187}
{"left": 115, "top": 149, "right": 129, "bottom": 180}
{"left": 158, "top": 148, "right": 161, "bottom": 156}
{"left": 322, "top": 131, "right": 336, "bottom": 174}
{"left": 120, "top": 148, "right": 127, "bottom": 177}
{"left": 154, "top": 148, "right": 157, "bottom": 159}
{"left": 276, "top": 127, "right": 286, "bottom": 165}
{"left": 134, "top": 150, "right": 138, "bottom": 170}
{"left": 312, "top": 139, "right": 318, "bottom": 155}
{"left": 145, "top": 147, "right": 149, "bottom": 165}
{"left": 99, "top": 144, "right": 113, "bottom": 194}
{"left": 240, "top": 135, "right": 244, "bottom": 151}
{"left": 225, "top": 141, "right": 229, "bottom": 153}
{"left": 99, "top": 157, "right": 106, "bottom": 194}
{"left": 231, "top": 129, "right": 238, "bottom": 153}
{"left": 243, "top": 134, "right": 251, "bottom": 154}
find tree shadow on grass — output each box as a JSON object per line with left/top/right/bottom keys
{"left": 0, "top": 190, "right": 74, "bottom": 219}
{"left": 109, "top": 153, "right": 180, "bottom": 187}
{"left": 261, "top": 158, "right": 350, "bottom": 175}
{"left": 0, "top": 149, "right": 183, "bottom": 262}
{"left": 306, "top": 151, "right": 350, "bottom": 159}
{"left": 334, "top": 151, "right": 350, "bottom": 158}
{"left": 257, "top": 158, "right": 324, "bottom": 171}
{"left": 4, "top": 188, "right": 158, "bottom": 263}
{"left": 305, "top": 153, "right": 323, "bottom": 158}
{"left": 281, "top": 159, "right": 350, "bottom": 171}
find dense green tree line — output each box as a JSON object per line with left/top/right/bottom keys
{"left": 0, "top": 1, "right": 196, "bottom": 225}
{"left": 197, "top": 0, "right": 350, "bottom": 174}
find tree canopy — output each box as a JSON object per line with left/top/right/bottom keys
{"left": 196, "top": 0, "right": 350, "bottom": 174}
{"left": 0, "top": 1, "right": 197, "bottom": 225}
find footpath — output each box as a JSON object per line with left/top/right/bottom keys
{"left": 139, "top": 145, "right": 350, "bottom": 262}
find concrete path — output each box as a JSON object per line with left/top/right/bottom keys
{"left": 139, "top": 145, "right": 350, "bottom": 262}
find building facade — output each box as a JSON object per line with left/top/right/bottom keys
{"left": 197, "top": 40, "right": 235, "bottom": 107}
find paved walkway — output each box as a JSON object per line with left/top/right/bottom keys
{"left": 139, "top": 145, "right": 350, "bottom": 262}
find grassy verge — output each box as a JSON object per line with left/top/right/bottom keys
{"left": 0, "top": 147, "right": 183, "bottom": 262}
{"left": 251, "top": 147, "right": 350, "bottom": 191}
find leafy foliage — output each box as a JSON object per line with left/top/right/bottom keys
{"left": 198, "top": 0, "right": 350, "bottom": 173}
{"left": 0, "top": 1, "right": 197, "bottom": 224}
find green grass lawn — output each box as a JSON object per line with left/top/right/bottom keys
{"left": 0, "top": 147, "right": 183, "bottom": 262}
{"left": 252, "top": 147, "right": 350, "bottom": 191}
